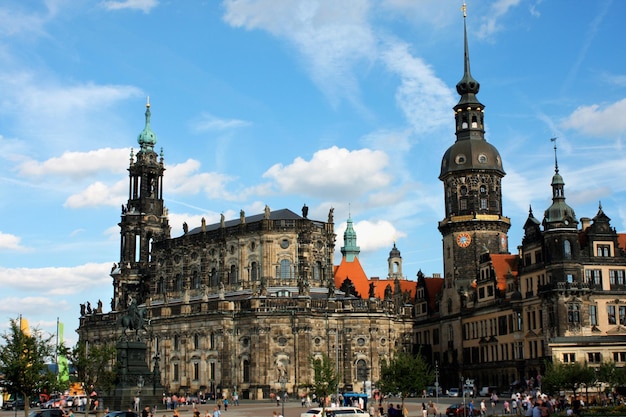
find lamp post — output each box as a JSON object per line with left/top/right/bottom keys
{"left": 280, "top": 377, "right": 287, "bottom": 417}
{"left": 137, "top": 375, "right": 144, "bottom": 411}
{"left": 435, "top": 361, "right": 439, "bottom": 409}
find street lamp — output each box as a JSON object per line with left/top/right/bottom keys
{"left": 435, "top": 361, "right": 439, "bottom": 409}
{"left": 280, "top": 377, "right": 287, "bottom": 417}
{"left": 137, "top": 375, "right": 144, "bottom": 411}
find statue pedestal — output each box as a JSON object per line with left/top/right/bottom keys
{"left": 102, "top": 341, "right": 163, "bottom": 411}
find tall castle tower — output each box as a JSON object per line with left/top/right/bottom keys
{"left": 438, "top": 7, "right": 511, "bottom": 312}
{"left": 112, "top": 100, "right": 171, "bottom": 310}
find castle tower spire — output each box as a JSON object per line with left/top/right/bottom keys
{"left": 113, "top": 100, "right": 171, "bottom": 309}
{"left": 438, "top": 4, "right": 511, "bottom": 305}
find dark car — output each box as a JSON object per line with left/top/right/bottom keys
{"left": 104, "top": 411, "right": 139, "bottom": 417}
{"left": 28, "top": 409, "right": 65, "bottom": 417}
{"left": 445, "top": 403, "right": 467, "bottom": 417}
{"left": 4, "top": 398, "right": 38, "bottom": 411}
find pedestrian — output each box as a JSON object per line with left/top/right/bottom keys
{"left": 481, "top": 399, "right": 487, "bottom": 416}
{"left": 224, "top": 398, "right": 228, "bottom": 411}
{"left": 422, "top": 402, "right": 427, "bottom": 417}
{"left": 212, "top": 406, "right": 221, "bottom": 417}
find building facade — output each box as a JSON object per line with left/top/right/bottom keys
{"left": 78, "top": 13, "right": 626, "bottom": 399}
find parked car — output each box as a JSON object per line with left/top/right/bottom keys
{"left": 427, "top": 386, "right": 442, "bottom": 397}
{"left": 29, "top": 409, "right": 65, "bottom": 417}
{"left": 479, "top": 386, "right": 497, "bottom": 397}
{"left": 447, "top": 388, "right": 460, "bottom": 397}
{"left": 300, "top": 407, "right": 368, "bottom": 417}
{"left": 445, "top": 403, "right": 467, "bottom": 417}
{"left": 104, "top": 411, "right": 139, "bottom": 417}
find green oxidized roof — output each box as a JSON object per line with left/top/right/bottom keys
{"left": 137, "top": 99, "right": 157, "bottom": 152}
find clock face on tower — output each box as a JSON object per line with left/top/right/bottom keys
{"left": 457, "top": 232, "right": 471, "bottom": 248}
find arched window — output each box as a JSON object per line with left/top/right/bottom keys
{"left": 174, "top": 274, "right": 183, "bottom": 291}
{"left": 194, "top": 334, "right": 200, "bottom": 350}
{"left": 567, "top": 304, "right": 580, "bottom": 324}
{"left": 280, "top": 259, "right": 291, "bottom": 279}
{"left": 564, "top": 240, "right": 572, "bottom": 259}
{"left": 192, "top": 270, "right": 201, "bottom": 289}
{"left": 313, "top": 261, "right": 322, "bottom": 281}
{"left": 210, "top": 332, "right": 215, "bottom": 350}
{"left": 356, "top": 359, "right": 368, "bottom": 381}
{"left": 211, "top": 268, "right": 219, "bottom": 287}
{"left": 158, "top": 277, "right": 166, "bottom": 294}
{"left": 251, "top": 262, "right": 259, "bottom": 281}
{"left": 230, "top": 265, "right": 238, "bottom": 284}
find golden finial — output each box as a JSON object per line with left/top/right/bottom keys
{"left": 461, "top": 2, "right": 467, "bottom": 18}
{"left": 146, "top": 96, "right": 151, "bottom": 108}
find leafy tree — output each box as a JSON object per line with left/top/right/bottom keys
{"left": 542, "top": 360, "right": 597, "bottom": 396}
{"left": 61, "top": 341, "right": 117, "bottom": 393}
{"left": 0, "top": 318, "right": 56, "bottom": 416}
{"left": 377, "top": 351, "right": 434, "bottom": 408}
{"left": 310, "top": 353, "right": 339, "bottom": 412}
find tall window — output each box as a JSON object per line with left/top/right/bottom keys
{"left": 620, "top": 306, "right": 626, "bottom": 325}
{"left": 610, "top": 270, "right": 625, "bottom": 285}
{"left": 590, "top": 305, "right": 598, "bottom": 326}
{"left": 608, "top": 305, "right": 617, "bottom": 325}
{"left": 193, "top": 363, "right": 199, "bottom": 380}
{"left": 192, "top": 270, "right": 201, "bottom": 289}
{"left": 251, "top": 262, "right": 259, "bottom": 281}
{"left": 564, "top": 240, "right": 572, "bottom": 259}
{"left": 563, "top": 353, "right": 575, "bottom": 363}
{"left": 230, "top": 265, "right": 238, "bottom": 284}
{"left": 356, "top": 359, "right": 368, "bottom": 381}
{"left": 585, "top": 269, "right": 602, "bottom": 286}
{"left": 280, "top": 259, "right": 291, "bottom": 279}
{"left": 243, "top": 359, "right": 250, "bottom": 383}
{"left": 194, "top": 334, "right": 200, "bottom": 350}
{"left": 313, "top": 261, "right": 322, "bottom": 281}
{"left": 211, "top": 268, "right": 219, "bottom": 287}
{"left": 175, "top": 273, "right": 183, "bottom": 291}
{"left": 159, "top": 277, "right": 166, "bottom": 294}
{"left": 588, "top": 352, "right": 601, "bottom": 363}
{"left": 174, "top": 335, "right": 180, "bottom": 351}
{"left": 173, "top": 363, "right": 179, "bottom": 381}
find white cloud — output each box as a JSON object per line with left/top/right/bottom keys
{"left": 166, "top": 159, "right": 240, "bottom": 200}
{"left": 64, "top": 179, "right": 127, "bottom": 208}
{"left": 190, "top": 112, "right": 251, "bottom": 133}
{"left": 100, "top": 0, "right": 158, "bottom": 13}
{"left": 223, "top": 0, "right": 376, "bottom": 106}
{"left": 477, "top": 0, "right": 522, "bottom": 40}
{"left": 335, "top": 218, "right": 405, "bottom": 253}
{"left": 380, "top": 40, "right": 455, "bottom": 136}
{"left": 18, "top": 148, "right": 130, "bottom": 178}
{"left": 0, "top": 262, "right": 111, "bottom": 294}
{"left": 0, "top": 231, "right": 29, "bottom": 251}
{"left": 561, "top": 98, "right": 626, "bottom": 137}
{"left": 263, "top": 146, "right": 392, "bottom": 200}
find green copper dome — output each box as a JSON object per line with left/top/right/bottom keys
{"left": 138, "top": 100, "right": 157, "bottom": 152}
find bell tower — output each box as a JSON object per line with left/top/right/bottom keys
{"left": 112, "top": 99, "right": 171, "bottom": 310}
{"left": 438, "top": 6, "right": 511, "bottom": 311}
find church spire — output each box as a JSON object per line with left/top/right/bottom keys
{"left": 543, "top": 138, "right": 577, "bottom": 229}
{"left": 138, "top": 97, "right": 157, "bottom": 153}
{"left": 341, "top": 214, "right": 360, "bottom": 262}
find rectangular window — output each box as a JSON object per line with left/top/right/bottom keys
{"left": 587, "top": 352, "right": 602, "bottom": 363}
{"left": 567, "top": 304, "right": 580, "bottom": 324}
{"left": 173, "top": 363, "right": 179, "bottom": 381}
{"left": 597, "top": 244, "right": 611, "bottom": 257}
{"left": 620, "top": 306, "right": 626, "bottom": 325}
{"left": 590, "top": 305, "right": 598, "bottom": 326}
{"left": 480, "top": 198, "right": 488, "bottom": 210}
{"left": 460, "top": 199, "right": 468, "bottom": 211}
{"left": 608, "top": 305, "right": 617, "bottom": 325}
{"left": 613, "top": 352, "right": 626, "bottom": 362}
{"left": 563, "top": 353, "right": 576, "bottom": 363}
{"left": 193, "top": 363, "right": 199, "bottom": 380}
{"left": 610, "top": 270, "right": 625, "bottom": 285}
{"left": 585, "top": 269, "right": 602, "bottom": 285}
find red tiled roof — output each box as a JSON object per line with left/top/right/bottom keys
{"left": 489, "top": 254, "right": 519, "bottom": 292}
{"left": 334, "top": 256, "right": 370, "bottom": 298}
{"left": 423, "top": 277, "right": 444, "bottom": 311}
{"left": 333, "top": 256, "right": 419, "bottom": 300}
{"left": 618, "top": 234, "right": 626, "bottom": 252}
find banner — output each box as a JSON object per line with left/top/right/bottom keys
{"left": 57, "top": 321, "right": 70, "bottom": 384}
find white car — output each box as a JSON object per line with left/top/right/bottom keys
{"left": 447, "top": 388, "right": 460, "bottom": 397}
{"left": 300, "top": 406, "right": 368, "bottom": 417}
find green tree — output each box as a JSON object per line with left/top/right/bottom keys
{"left": 62, "top": 341, "right": 117, "bottom": 392}
{"left": 310, "top": 353, "right": 339, "bottom": 412}
{"left": 542, "top": 360, "right": 597, "bottom": 396}
{"left": 377, "top": 351, "right": 434, "bottom": 408}
{"left": 0, "top": 318, "right": 56, "bottom": 416}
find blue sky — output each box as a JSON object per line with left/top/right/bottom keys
{"left": 1, "top": 0, "right": 625, "bottom": 346}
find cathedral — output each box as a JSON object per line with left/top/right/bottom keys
{"left": 78, "top": 11, "right": 626, "bottom": 399}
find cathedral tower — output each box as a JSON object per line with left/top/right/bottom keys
{"left": 438, "top": 8, "right": 511, "bottom": 309}
{"left": 112, "top": 100, "right": 171, "bottom": 310}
